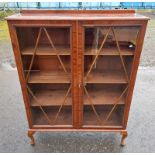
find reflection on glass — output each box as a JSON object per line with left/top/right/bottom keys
{"left": 85, "top": 26, "right": 139, "bottom": 55}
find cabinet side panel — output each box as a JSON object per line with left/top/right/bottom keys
{"left": 7, "top": 21, "right": 33, "bottom": 128}
{"left": 123, "top": 21, "right": 148, "bottom": 128}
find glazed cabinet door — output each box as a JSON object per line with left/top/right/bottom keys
{"left": 14, "top": 24, "right": 75, "bottom": 128}
{"left": 80, "top": 24, "right": 140, "bottom": 128}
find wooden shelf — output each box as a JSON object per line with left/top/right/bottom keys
{"left": 84, "top": 89, "right": 125, "bottom": 105}
{"left": 31, "top": 90, "right": 72, "bottom": 106}
{"left": 85, "top": 70, "right": 128, "bottom": 84}
{"left": 83, "top": 105, "right": 123, "bottom": 127}
{"left": 27, "top": 70, "right": 71, "bottom": 83}
{"left": 85, "top": 46, "right": 134, "bottom": 56}
{"left": 31, "top": 88, "right": 124, "bottom": 107}
{"left": 21, "top": 45, "right": 71, "bottom": 56}
{"left": 32, "top": 105, "right": 123, "bottom": 126}
{"left": 32, "top": 107, "right": 72, "bottom": 125}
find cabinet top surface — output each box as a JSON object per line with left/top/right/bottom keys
{"left": 6, "top": 10, "right": 149, "bottom": 21}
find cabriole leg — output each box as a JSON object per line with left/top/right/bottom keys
{"left": 120, "top": 131, "right": 128, "bottom": 146}
{"left": 27, "top": 130, "right": 35, "bottom": 145}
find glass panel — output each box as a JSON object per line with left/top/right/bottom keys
{"left": 16, "top": 27, "right": 71, "bottom": 56}
{"left": 16, "top": 27, "right": 72, "bottom": 126}
{"left": 83, "top": 26, "right": 140, "bottom": 128}
{"left": 85, "top": 26, "right": 139, "bottom": 56}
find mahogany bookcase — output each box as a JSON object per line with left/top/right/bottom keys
{"left": 6, "top": 10, "right": 149, "bottom": 146}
